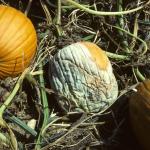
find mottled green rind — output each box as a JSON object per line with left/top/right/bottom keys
{"left": 49, "top": 43, "right": 118, "bottom": 113}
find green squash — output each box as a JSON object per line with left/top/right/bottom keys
{"left": 49, "top": 42, "right": 118, "bottom": 113}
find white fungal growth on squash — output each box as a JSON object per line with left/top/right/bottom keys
{"left": 49, "top": 42, "right": 118, "bottom": 113}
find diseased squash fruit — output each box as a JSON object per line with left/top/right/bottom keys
{"left": 129, "top": 79, "right": 150, "bottom": 150}
{"left": 49, "top": 42, "right": 118, "bottom": 113}
{"left": 0, "top": 5, "right": 37, "bottom": 79}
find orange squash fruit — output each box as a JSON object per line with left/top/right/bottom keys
{"left": 129, "top": 79, "right": 150, "bottom": 150}
{"left": 0, "top": 5, "right": 37, "bottom": 79}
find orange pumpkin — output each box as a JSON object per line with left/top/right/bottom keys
{"left": 0, "top": 5, "right": 37, "bottom": 79}
{"left": 129, "top": 79, "right": 150, "bottom": 150}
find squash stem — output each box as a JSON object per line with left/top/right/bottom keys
{"left": 57, "top": 0, "right": 61, "bottom": 25}
{"left": 0, "top": 68, "right": 30, "bottom": 119}
{"left": 129, "top": 14, "right": 139, "bottom": 51}
{"left": 106, "top": 51, "right": 129, "bottom": 60}
{"left": 134, "top": 67, "right": 145, "bottom": 81}
{"left": 55, "top": 0, "right": 63, "bottom": 36}
{"left": 0, "top": 132, "right": 9, "bottom": 145}
{"left": 39, "top": 64, "right": 49, "bottom": 128}
{"left": 25, "top": 0, "right": 33, "bottom": 16}
{"left": 65, "top": 0, "right": 150, "bottom": 16}
{"left": 35, "top": 63, "right": 49, "bottom": 149}
{"left": 105, "top": 23, "right": 148, "bottom": 55}
{"left": 116, "top": 0, "right": 129, "bottom": 53}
